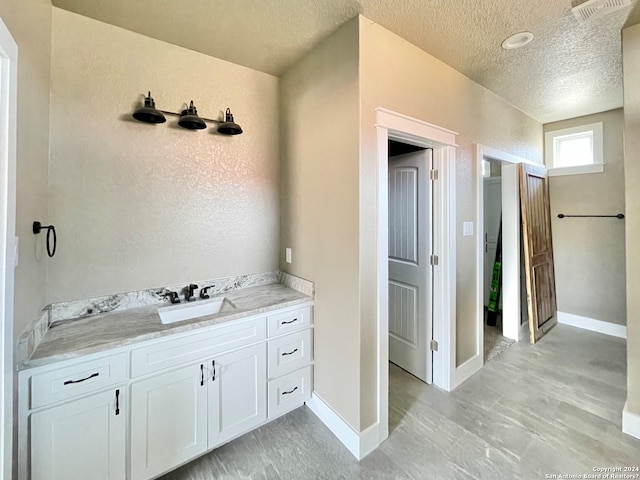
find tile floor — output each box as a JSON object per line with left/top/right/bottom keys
{"left": 161, "top": 324, "right": 640, "bottom": 480}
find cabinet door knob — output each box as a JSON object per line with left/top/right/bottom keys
{"left": 282, "top": 348, "right": 298, "bottom": 356}
{"left": 115, "top": 389, "right": 120, "bottom": 416}
{"left": 281, "top": 318, "right": 298, "bottom": 325}
{"left": 200, "top": 364, "right": 204, "bottom": 386}
{"left": 212, "top": 360, "right": 216, "bottom": 382}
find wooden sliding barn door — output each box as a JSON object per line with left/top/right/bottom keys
{"left": 519, "top": 163, "right": 557, "bottom": 344}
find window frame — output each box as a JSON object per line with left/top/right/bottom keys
{"left": 544, "top": 122, "right": 603, "bottom": 176}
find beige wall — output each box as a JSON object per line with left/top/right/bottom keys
{"left": 0, "top": 0, "right": 51, "bottom": 337}
{"left": 47, "top": 9, "right": 280, "bottom": 302}
{"left": 623, "top": 23, "right": 640, "bottom": 417}
{"left": 545, "top": 110, "right": 626, "bottom": 325}
{"left": 0, "top": 1, "right": 51, "bottom": 475}
{"left": 359, "top": 17, "right": 542, "bottom": 382}
{"left": 280, "top": 18, "right": 362, "bottom": 429}
{"left": 280, "top": 15, "right": 542, "bottom": 432}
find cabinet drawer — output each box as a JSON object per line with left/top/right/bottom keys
{"left": 267, "top": 306, "right": 312, "bottom": 337}
{"left": 131, "top": 317, "right": 266, "bottom": 377}
{"left": 268, "top": 329, "right": 312, "bottom": 378}
{"left": 268, "top": 366, "right": 311, "bottom": 419}
{"left": 30, "top": 353, "right": 127, "bottom": 409}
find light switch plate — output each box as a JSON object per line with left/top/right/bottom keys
{"left": 285, "top": 247, "right": 292, "bottom": 264}
{"left": 463, "top": 222, "right": 473, "bottom": 237}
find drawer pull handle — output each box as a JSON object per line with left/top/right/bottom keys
{"left": 63, "top": 372, "right": 99, "bottom": 385}
{"left": 212, "top": 360, "right": 216, "bottom": 382}
{"left": 282, "top": 348, "right": 298, "bottom": 356}
{"left": 281, "top": 318, "right": 298, "bottom": 325}
{"left": 115, "top": 389, "right": 120, "bottom": 416}
{"left": 282, "top": 386, "right": 298, "bottom": 395}
{"left": 200, "top": 364, "right": 204, "bottom": 386}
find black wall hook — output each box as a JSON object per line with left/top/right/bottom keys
{"left": 32, "top": 221, "right": 57, "bottom": 257}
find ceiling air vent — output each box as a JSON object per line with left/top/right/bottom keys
{"left": 571, "top": 0, "right": 633, "bottom": 22}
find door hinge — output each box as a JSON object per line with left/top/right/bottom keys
{"left": 430, "top": 255, "right": 439, "bottom": 266}
{"left": 430, "top": 169, "right": 439, "bottom": 180}
{"left": 430, "top": 340, "right": 439, "bottom": 351}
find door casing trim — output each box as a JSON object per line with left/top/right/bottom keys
{"left": 475, "top": 145, "right": 537, "bottom": 355}
{"left": 0, "top": 15, "right": 17, "bottom": 480}
{"left": 376, "top": 108, "right": 457, "bottom": 444}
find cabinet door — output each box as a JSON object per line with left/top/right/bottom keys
{"left": 131, "top": 364, "right": 208, "bottom": 480}
{"left": 31, "top": 388, "right": 125, "bottom": 480}
{"left": 211, "top": 343, "right": 267, "bottom": 446}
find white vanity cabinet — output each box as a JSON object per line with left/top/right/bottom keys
{"left": 130, "top": 363, "right": 210, "bottom": 480}
{"left": 21, "top": 353, "right": 128, "bottom": 480}
{"left": 213, "top": 343, "right": 267, "bottom": 445}
{"left": 30, "top": 388, "right": 126, "bottom": 480}
{"left": 130, "top": 343, "right": 267, "bottom": 480}
{"left": 19, "top": 302, "right": 313, "bottom": 480}
{"left": 129, "top": 315, "right": 268, "bottom": 479}
{"left": 266, "top": 306, "right": 313, "bottom": 419}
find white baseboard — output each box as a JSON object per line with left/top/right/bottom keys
{"left": 306, "top": 393, "right": 380, "bottom": 460}
{"left": 557, "top": 312, "right": 627, "bottom": 339}
{"left": 453, "top": 353, "right": 483, "bottom": 389}
{"left": 623, "top": 401, "right": 640, "bottom": 440}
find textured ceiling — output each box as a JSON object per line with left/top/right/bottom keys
{"left": 51, "top": 0, "right": 637, "bottom": 123}
{"left": 626, "top": 0, "right": 640, "bottom": 26}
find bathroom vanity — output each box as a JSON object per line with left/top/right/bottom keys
{"left": 17, "top": 280, "right": 313, "bottom": 480}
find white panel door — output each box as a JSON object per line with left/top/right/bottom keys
{"left": 131, "top": 364, "right": 208, "bottom": 480}
{"left": 212, "top": 343, "right": 267, "bottom": 446}
{"left": 31, "top": 388, "right": 125, "bottom": 480}
{"left": 388, "top": 149, "right": 432, "bottom": 383}
{"left": 483, "top": 178, "right": 502, "bottom": 306}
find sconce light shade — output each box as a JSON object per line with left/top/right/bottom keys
{"left": 217, "top": 108, "right": 243, "bottom": 135}
{"left": 133, "top": 92, "right": 166, "bottom": 124}
{"left": 178, "top": 100, "right": 207, "bottom": 130}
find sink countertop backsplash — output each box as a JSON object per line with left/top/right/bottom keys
{"left": 17, "top": 271, "right": 313, "bottom": 369}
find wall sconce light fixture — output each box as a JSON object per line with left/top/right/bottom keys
{"left": 133, "top": 92, "right": 166, "bottom": 124}
{"left": 217, "top": 108, "right": 243, "bottom": 135}
{"left": 178, "top": 101, "right": 207, "bottom": 130}
{"left": 132, "top": 92, "right": 243, "bottom": 135}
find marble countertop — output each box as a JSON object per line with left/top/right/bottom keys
{"left": 22, "top": 283, "right": 312, "bottom": 369}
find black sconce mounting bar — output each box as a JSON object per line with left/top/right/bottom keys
{"left": 158, "top": 109, "right": 220, "bottom": 124}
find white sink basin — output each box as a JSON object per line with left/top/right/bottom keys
{"left": 158, "top": 298, "right": 231, "bottom": 324}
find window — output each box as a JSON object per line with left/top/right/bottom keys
{"left": 544, "top": 122, "right": 603, "bottom": 176}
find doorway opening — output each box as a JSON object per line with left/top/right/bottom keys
{"left": 0, "top": 16, "right": 17, "bottom": 480}
{"left": 475, "top": 145, "right": 532, "bottom": 366}
{"left": 375, "top": 108, "right": 457, "bottom": 448}
{"left": 387, "top": 140, "right": 433, "bottom": 384}
{"left": 482, "top": 159, "right": 511, "bottom": 361}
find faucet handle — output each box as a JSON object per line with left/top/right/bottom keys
{"left": 200, "top": 286, "right": 213, "bottom": 299}
{"left": 163, "top": 291, "right": 181, "bottom": 304}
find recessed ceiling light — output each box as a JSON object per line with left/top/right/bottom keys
{"left": 501, "top": 32, "right": 534, "bottom": 50}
